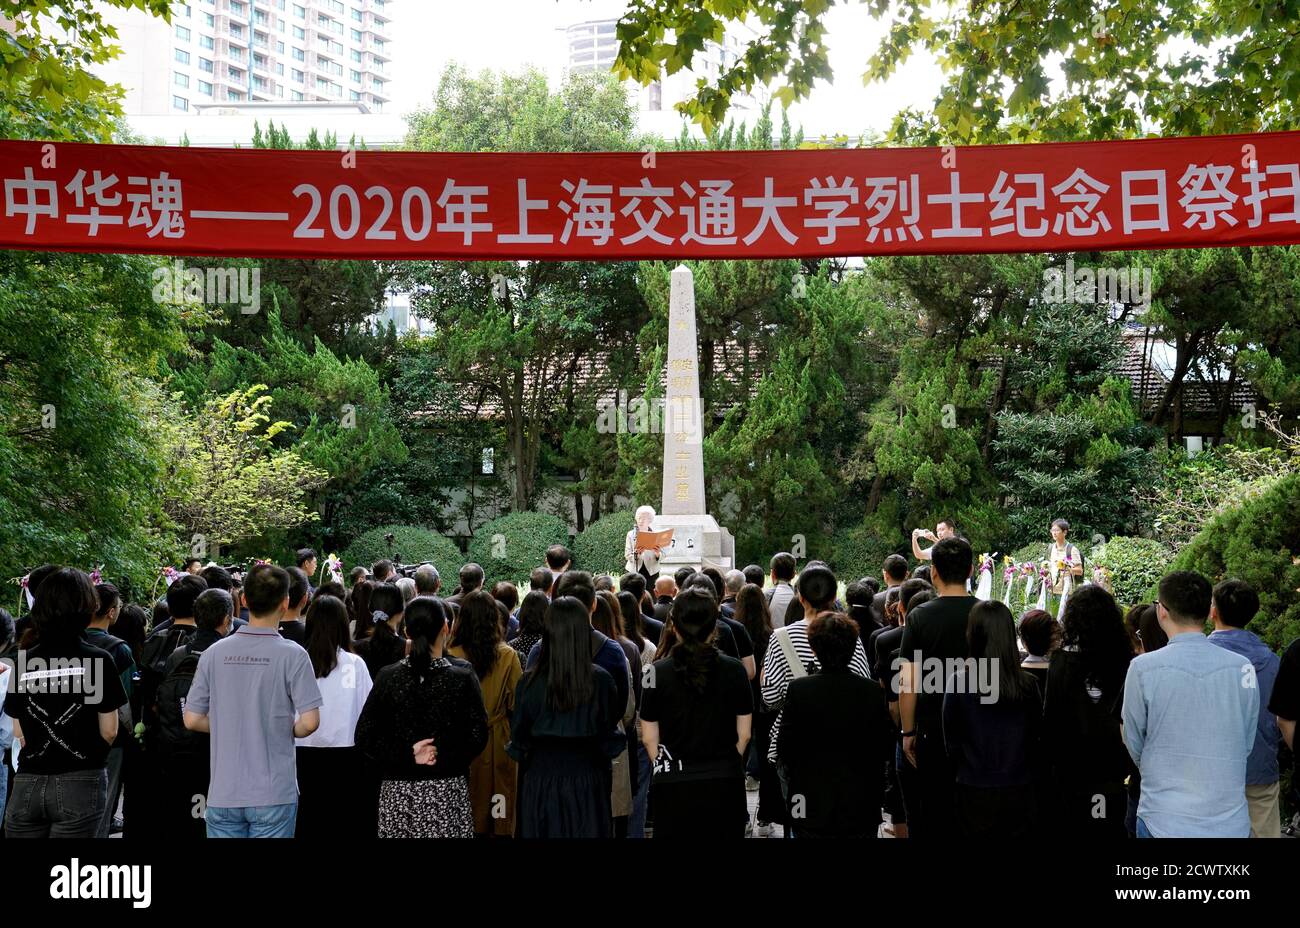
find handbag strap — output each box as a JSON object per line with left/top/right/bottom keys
{"left": 776, "top": 625, "right": 806, "bottom": 681}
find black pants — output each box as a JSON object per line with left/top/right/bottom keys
{"left": 652, "top": 776, "right": 746, "bottom": 839}
{"left": 5, "top": 769, "right": 106, "bottom": 839}
{"left": 955, "top": 782, "right": 1036, "bottom": 839}
{"left": 903, "top": 732, "right": 957, "bottom": 839}
{"left": 296, "top": 746, "right": 367, "bottom": 840}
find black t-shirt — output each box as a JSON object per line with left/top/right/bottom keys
{"left": 7, "top": 639, "right": 129, "bottom": 774}
{"left": 713, "top": 620, "right": 738, "bottom": 659}
{"left": 278, "top": 619, "right": 307, "bottom": 646}
{"left": 898, "top": 595, "right": 976, "bottom": 736}
{"left": 1268, "top": 637, "right": 1300, "bottom": 776}
{"left": 873, "top": 624, "right": 905, "bottom": 704}
{"left": 641, "top": 653, "right": 752, "bottom": 780}
{"left": 720, "top": 616, "right": 753, "bottom": 660}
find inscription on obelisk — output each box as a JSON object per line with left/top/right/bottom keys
{"left": 661, "top": 264, "right": 705, "bottom": 516}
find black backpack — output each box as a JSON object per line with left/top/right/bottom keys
{"left": 153, "top": 646, "right": 207, "bottom": 756}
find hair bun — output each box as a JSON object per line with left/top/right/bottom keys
{"left": 371, "top": 609, "right": 390, "bottom": 625}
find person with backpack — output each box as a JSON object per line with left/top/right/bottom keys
{"left": 1045, "top": 519, "right": 1084, "bottom": 612}
{"left": 154, "top": 588, "right": 231, "bottom": 839}
{"left": 127, "top": 573, "right": 207, "bottom": 838}
{"left": 86, "top": 583, "right": 135, "bottom": 837}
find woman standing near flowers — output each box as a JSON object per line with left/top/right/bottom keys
{"left": 355, "top": 596, "right": 488, "bottom": 838}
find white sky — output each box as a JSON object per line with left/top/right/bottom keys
{"left": 388, "top": 0, "right": 946, "bottom": 139}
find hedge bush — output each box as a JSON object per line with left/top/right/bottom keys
{"left": 341, "top": 524, "right": 464, "bottom": 577}
{"left": 1089, "top": 536, "right": 1172, "bottom": 611}
{"left": 466, "top": 511, "right": 571, "bottom": 586}
{"left": 1165, "top": 471, "right": 1300, "bottom": 651}
{"left": 573, "top": 509, "right": 635, "bottom": 578}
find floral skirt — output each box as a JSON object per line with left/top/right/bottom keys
{"left": 377, "top": 776, "right": 474, "bottom": 838}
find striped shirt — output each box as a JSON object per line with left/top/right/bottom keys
{"left": 761, "top": 618, "right": 871, "bottom": 762}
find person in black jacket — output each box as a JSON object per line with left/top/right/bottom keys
{"left": 354, "top": 595, "right": 488, "bottom": 838}
{"left": 776, "top": 611, "right": 893, "bottom": 838}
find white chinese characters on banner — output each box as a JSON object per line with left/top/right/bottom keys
{"left": 6, "top": 158, "right": 1300, "bottom": 247}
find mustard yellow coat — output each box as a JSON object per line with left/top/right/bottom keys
{"left": 448, "top": 642, "right": 522, "bottom": 836}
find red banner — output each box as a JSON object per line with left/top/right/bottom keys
{"left": 2, "top": 132, "right": 1299, "bottom": 260}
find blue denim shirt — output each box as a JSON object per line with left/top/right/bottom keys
{"left": 1123, "top": 632, "right": 1258, "bottom": 837}
{"left": 1208, "top": 628, "right": 1280, "bottom": 785}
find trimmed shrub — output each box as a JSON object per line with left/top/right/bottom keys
{"left": 1165, "top": 471, "right": 1300, "bottom": 651}
{"left": 341, "top": 524, "right": 464, "bottom": 577}
{"left": 466, "top": 511, "right": 570, "bottom": 586}
{"left": 833, "top": 512, "right": 905, "bottom": 582}
{"left": 573, "top": 509, "right": 635, "bottom": 578}
{"left": 1089, "top": 536, "right": 1172, "bottom": 611}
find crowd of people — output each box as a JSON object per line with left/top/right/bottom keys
{"left": 0, "top": 533, "right": 1297, "bottom": 840}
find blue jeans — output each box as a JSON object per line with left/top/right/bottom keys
{"left": 4, "top": 769, "right": 107, "bottom": 838}
{"left": 1136, "top": 816, "right": 1153, "bottom": 838}
{"left": 205, "top": 802, "right": 298, "bottom": 838}
{"left": 628, "top": 744, "right": 652, "bottom": 839}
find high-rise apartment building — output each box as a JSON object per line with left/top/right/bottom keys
{"left": 561, "top": 10, "right": 767, "bottom": 126}
{"left": 97, "top": 0, "right": 394, "bottom": 115}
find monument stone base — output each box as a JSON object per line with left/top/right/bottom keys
{"left": 654, "top": 513, "right": 735, "bottom": 571}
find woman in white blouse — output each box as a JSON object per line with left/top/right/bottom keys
{"left": 295, "top": 593, "right": 374, "bottom": 839}
{"left": 624, "top": 505, "right": 664, "bottom": 581}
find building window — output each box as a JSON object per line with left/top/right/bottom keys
{"left": 174, "top": 48, "right": 190, "bottom": 64}
{"left": 172, "top": 95, "right": 189, "bottom": 111}
{"left": 174, "top": 72, "right": 190, "bottom": 88}
{"left": 292, "top": 68, "right": 304, "bottom": 83}
{"left": 176, "top": 25, "right": 191, "bottom": 41}
{"left": 291, "top": 90, "right": 304, "bottom": 100}
{"left": 198, "top": 80, "right": 213, "bottom": 95}
{"left": 350, "top": 69, "right": 361, "bottom": 84}
{"left": 292, "top": 46, "right": 305, "bottom": 61}
{"left": 294, "top": 4, "right": 305, "bottom": 18}
{"left": 198, "top": 57, "right": 213, "bottom": 72}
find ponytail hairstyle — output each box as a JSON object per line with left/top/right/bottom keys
{"left": 367, "top": 583, "right": 405, "bottom": 640}
{"left": 667, "top": 585, "right": 720, "bottom": 695}
{"left": 404, "top": 595, "right": 449, "bottom": 680}
{"left": 348, "top": 578, "right": 374, "bottom": 638}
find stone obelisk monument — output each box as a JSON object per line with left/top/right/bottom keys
{"left": 656, "top": 264, "right": 734, "bottom": 570}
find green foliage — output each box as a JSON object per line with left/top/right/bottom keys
{"left": 466, "top": 512, "right": 570, "bottom": 586}
{"left": 572, "top": 509, "right": 636, "bottom": 577}
{"left": 1166, "top": 472, "right": 1300, "bottom": 651}
{"left": 1089, "top": 536, "right": 1173, "bottom": 611}
{"left": 341, "top": 524, "right": 465, "bottom": 577}
{"left": 832, "top": 520, "right": 898, "bottom": 584}
{"left": 0, "top": 250, "right": 184, "bottom": 601}
{"left": 1144, "top": 444, "right": 1299, "bottom": 553}
{"left": 159, "top": 385, "right": 329, "bottom": 553}
{"left": 170, "top": 308, "right": 406, "bottom": 490}
{"left": 0, "top": 1, "right": 173, "bottom": 140}
{"left": 396, "top": 67, "right": 649, "bottom": 513}
{"left": 615, "top": 1, "right": 1300, "bottom": 140}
